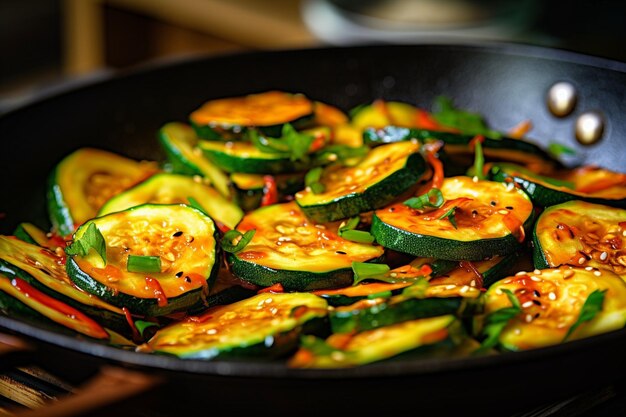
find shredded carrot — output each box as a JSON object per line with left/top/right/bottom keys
{"left": 508, "top": 120, "right": 533, "bottom": 138}
{"left": 258, "top": 283, "right": 284, "bottom": 294}
{"left": 426, "top": 152, "right": 444, "bottom": 189}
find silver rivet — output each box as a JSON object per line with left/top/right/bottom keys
{"left": 575, "top": 111, "right": 605, "bottom": 145}
{"left": 547, "top": 82, "right": 577, "bottom": 117}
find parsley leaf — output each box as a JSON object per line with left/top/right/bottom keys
{"left": 432, "top": 96, "right": 501, "bottom": 139}
{"left": 438, "top": 206, "right": 458, "bottom": 229}
{"left": 404, "top": 188, "right": 444, "bottom": 210}
{"left": 305, "top": 167, "right": 325, "bottom": 194}
{"left": 564, "top": 289, "right": 606, "bottom": 341}
{"left": 221, "top": 229, "right": 256, "bottom": 253}
{"left": 65, "top": 223, "right": 107, "bottom": 264}
{"left": 249, "top": 124, "right": 315, "bottom": 162}
{"left": 476, "top": 289, "right": 521, "bottom": 353}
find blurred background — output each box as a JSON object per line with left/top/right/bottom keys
{"left": 1, "top": 0, "right": 626, "bottom": 113}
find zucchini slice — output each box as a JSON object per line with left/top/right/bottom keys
{"left": 363, "top": 126, "right": 556, "bottom": 168}
{"left": 66, "top": 204, "right": 219, "bottom": 316}
{"left": 48, "top": 148, "right": 158, "bottom": 236}
{"left": 158, "top": 122, "right": 232, "bottom": 198}
{"left": 199, "top": 140, "right": 313, "bottom": 175}
{"left": 371, "top": 177, "right": 534, "bottom": 260}
{"left": 230, "top": 172, "right": 305, "bottom": 212}
{"left": 350, "top": 101, "right": 418, "bottom": 130}
{"left": 533, "top": 200, "right": 626, "bottom": 280}
{"left": 13, "top": 223, "right": 65, "bottom": 251}
{"left": 483, "top": 267, "right": 626, "bottom": 350}
{"left": 0, "top": 273, "right": 108, "bottom": 339}
{"left": 189, "top": 91, "right": 314, "bottom": 139}
{"left": 98, "top": 173, "right": 243, "bottom": 230}
{"left": 0, "top": 236, "right": 126, "bottom": 327}
{"left": 290, "top": 315, "right": 458, "bottom": 368}
{"left": 229, "top": 202, "right": 384, "bottom": 291}
{"left": 295, "top": 141, "right": 426, "bottom": 222}
{"left": 146, "top": 292, "right": 327, "bottom": 359}
{"left": 313, "top": 101, "right": 348, "bottom": 127}
{"left": 491, "top": 163, "right": 626, "bottom": 208}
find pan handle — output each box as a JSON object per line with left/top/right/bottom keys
{"left": 0, "top": 333, "right": 162, "bottom": 417}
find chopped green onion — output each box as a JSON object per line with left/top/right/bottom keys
{"left": 548, "top": 143, "right": 576, "bottom": 158}
{"left": 404, "top": 188, "right": 444, "bottom": 210}
{"left": 438, "top": 206, "right": 458, "bottom": 229}
{"left": 352, "top": 262, "right": 390, "bottom": 285}
{"left": 432, "top": 96, "right": 501, "bottom": 139}
{"left": 564, "top": 289, "right": 606, "bottom": 341}
{"left": 338, "top": 217, "right": 375, "bottom": 243}
{"left": 249, "top": 124, "right": 315, "bottom": 162}
{"left": 221, "top": 229, "right": 256, "bottom": 253}
{"left": 305, "top": 167, "right": 326, "bottom": 194}
{"left": 135, "top": 320, "right": 159, "bottom": 338}
{"left": 367, "top": 290, "right": 393, "bottom": 299}
{"left": 127, "top": 255, "right": 161, "bottom": 273}
{"left": 401, "top": 277, "right": 429, "bottom": 298}
{"left": 467, "top": 140, "right": 485, "bottom": 180}
{"left": 475, "top": 289, "right": 521, "bottom": 353}
{"left": 187, "top": 196, "right": 208, "bottom": 215}
{"left": 65, "top": 223, "right": 107, "bottom": 264}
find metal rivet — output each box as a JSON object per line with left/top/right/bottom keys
{"left": 547, "top": 82, "right": 577, "bottom": 117}
{"left": 575, "top": 111, "right": 605, "bottom": 145}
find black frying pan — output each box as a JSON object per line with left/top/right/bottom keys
{"left": 1, "top": 44, "right": 626, "bottom": 416}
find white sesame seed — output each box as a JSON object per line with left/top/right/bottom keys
{"left": 495, "top": 288, "right": 503, "bottom": 295}
{"left": 460, "top": 286, "right": 469, "bottom": 293}
{"left": 533, "top": 269, "right": 542, "bottom": 275}
{"left": 594, "top": 270, "right": 602, "bottom": 277}
{"left": 525, "top": 314, "right": 533, "bottom": 323}
{"left": 514, "top": 328, "right": 522, "bottom": 335}
{"left": 445, "top": 285, "right": 457, "bottom": 290}
{"left": 470, "top": 280, "right": 476, "bottom": 287}
{"left": 516, "top": 271, "right": 527, "bottom": 276}
{"left": 506, "top": 182, "right": 515, "bottom": 191}
{"left": 503, "top": 279, "right": 512, "bottom": 284}
{"left": 530, "top": 276, "right": 541, "bottom": 282}
{"left": 472, "top": 176, "right": 479, "bottom": 183}
{"left": 522, "top": 301, "right": 534, "bottom": 308}
{"left": 498, "top": 209, "right": 509, "bottom": 215}
{"left": 578, "top": 257, "right": 586, "bottom": 265}
{"left": 548, "top": 292, "right": 557, "bottom": 301}
{"left": 622, "top": 230, "right": 626, "bottom": 237}
{"left": 585, "top": 266, "right": 593, "bottom": 271}
{"left": 390, "top": 273, "right": 397, "bottom": 278}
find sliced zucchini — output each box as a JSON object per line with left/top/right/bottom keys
{"left": 98, "top": 173, "right": 243, "bottom": 230}
{"left": 199, "top": 140, "right": 313, "bottom": 175}
{"left": 189, "top": 91, "right": 314, "bottom": 139}
{"left": 372, "top": 176, "right": 534, "bottom": 260}
{"left": 13, "top": 223, "right": 65, "bottom": 252}
{"left": 532, "top": 200, "right": 626, "bottom": 281}
{"left": 66, "top": 204, "right": 219, "bottom": 316}
{"left": 483, "top": 267, "right": 626, "bottom": 350}
{"left": 0, "top": 236, "right": 126, "bottom": 328}
{"left": 158, "top": 122, "right": 232, "bottom": 198}
{"left": 295, "top": 141, "right": 426, "bottom": 222}
{"left": 230, "top": 172, "right": 305, "bottom": 212}
{"left": 0, "top": 273, "right": 108, "bottom": 339}
{"left": 47, "top": 148, "right": 158, "bottom": 236}
{"left": 146, "top": 292, "right": 327, "bottom": 359}
{"left": 491, "top": 163, "right": 626, "bottom": 208}
{"left": 229, "top": 202, "right": 384, "bottom": 291}
{"left": 290, "top": 315, "right": 457, "bottom": 368}
{"left": 363, "top": 126, "right": 555, "bottom": 168}
{"left": 313, "top": 101, "right": 348, "bottom": 127}
{"left": 350, "top": 101, "right": 418, "bottom": 130}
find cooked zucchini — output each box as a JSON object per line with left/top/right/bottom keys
{"left": 229, "top": 202, "right": 384, "bottom": 291}
{"left": 483, "top": 267, "right": 626, "bottom": 350}
{"left": 0, "top": 273, "right": 108, "bottom": 339}
{"left": 98, "top": 173, "right": 243, "bottom": 230}
{"left": 146, "top": 292, "right": 327, "bottom": 359}
{"left": 295, "top": 141, "right": 426, "bottom": 222}
{"left": 313, "top": 101, "right": 348, "bottom": 127}
{"left": 13, "top": 223, "right": 65, "bottom": 251}
{"left": 230, "top": 172, "right": 305, "bottom": 211}
{"left": 47, "top": 148, "right": 158, "bottom": 236}
{"left": 158, "top": 122, "right": 231, "bottom": 198}
{"left": 0, "top": 236, "right": 126, "bottom": 328}
{"left": 363, "top": 127, "right": 555, "bottom": 168}
{"left": 533, "top": 200, "right": 626, "bottom": 281}
{"left": 190, "top": 91, "right": 314, "bottom": 139}
{"left": 350, "top": 101, "right": 418, "bottom": 130}
{"left": 66, "top": 204, "right": 219, "bottom": 316}
{"left": 491, "top": 163, "right": 626, "bottom": 208}
{"left": 371, "top": 176, "right": 534, "bottom": 260}
{"left": 290, "top": 315, "right": 458, "bottom": 368}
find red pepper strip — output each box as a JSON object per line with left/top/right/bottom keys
{"left": 309, "top": 131, "right": 327, "bottom": 152}
{"left": 11, "top": 277, "right": 108, "bottom": 339}
{"left": 426, "top": 152, "right": 444, "bottom": 190}
{"left": 123, "top": 307, "right": 141, "bottom": 340}
{"left": 508, "top": 120, "right": 533, "bottom": 138}
{"left": 459, "top": 261, "right": 484, "bottom": 289}
{"left": 503, "top": 213, "right": 526, "bottom": 243}
{"left": 145, "top": 277, "right": 168, "bottom": 307}
{"left": 469, "top": 134, "right": 485, "bottom": 149}
{"left": 257, "top": 283, "right": 284, "bottom": 294}
{"left": 215, "top": 221, "right": 230, "bottom": 234}
{"left": 261, "top": 175, "right": 278, "bottom": 206}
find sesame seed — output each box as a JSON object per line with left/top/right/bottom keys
{"left": 600, "top": 252, "right": 608, "bottom": 261}
{"left": 490, "top": 201, "right": 497, "bottom": 206}
{"left": 335, "top": 251, "right": 346, "bottom": 255}
{"left": 533, "top": 290, "right": 541, "bottom": 297}
{"left": 585, "top": 266, "right": 593, "bottom": 271}
{"left": 514, "top": 328, "right": 522, "bottom": 335}
{"left": 175, "top": 271, "right": 183, "bottom": 278}
{"left": 506, "top": 183, "right": 515, "bottom": 192}
{"left": 522, "top": 301, "right": 534, "bottom": 308}
{"left": 498, "top": 209, "right": 509, "bottom": 215}
{"left": 472, "top": 176, "right": 479, "bottom": 183}
{"left": 460, "top": 286, "right": 469, "bottom": 293}
{"left": 563, "top": 269, "right": 575, "bottom": 279}
{"left": 506, "top": 206, "right": 514, "bottom": 210}
{"left": 548, "top": 292, "right": 557, "bottom": 300}
{"left": 390, "top": 273, "right": 398, "bottom": 278}
{"left": 533, "top": 269, "right": 542, "bottom": 275}
{"left": 594, "top": 270, "right": 602, "bottom": 277}
{"left": 184, "top": 276, "right": 192, "bottom": 283}
{"left": 578, "top": 257, "right": 585, "bottom": 265}
{"left": 172, "top": 231, "right": 183, "bottom": 237}
{"left": 503, "top": 279, "right": 512, "bottom": 284}
{"left": 515, "top": 271, "right": 527, "bottom": 276}
{"left": 530, "top": 276, "right": 540, "bottom": 282}
{"left": 525, "top": 314, "right": 533, "bottom": 323}
{"left": 470, "top": 280, "right": 476, "bottom": 287}
{"left": 445, "top": 285, "right": 457, "bottom": 290}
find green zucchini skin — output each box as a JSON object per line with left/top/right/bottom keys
{"left": 490, "top": 163, "right": 626, "bottom": 208}
{"left": 65, "top": 204, "right": 221, "bottom": 317}
{"left": 363, "top": 126, "right": 554, "bottom": 161}
{"left": 330, "top": 297, "right": 462, "bottom": 334}
{"left": 296, "top": 141, "right": 427, "bottom": 223}
{"left": 190, "top": 115, "right": 314, "bottom": 140}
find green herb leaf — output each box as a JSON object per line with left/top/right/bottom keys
{"left": 476, "top": 289, "right": 522, "bottom": 353}
{"left": 249, "top": 124, "right": 315, "bottom": 162}
{"left": 338, "top": 217, "right": 375, "bottom": 244}
{"left": 466, "top": 140, "right": 485, "bottom": 180}
{"left": 563, "top": 289, "right": 606, "bottom": 341}
{"left": 367, "top": 290, "right": 393, "bottom": 299}
{"left": 432, "top": 96, "right": 501, "bottom": 139}
{"left": 352, "top": 262, "right": 391, "bottom": 285}
{"left": 438, "top": 206, "right": 458, "bottom": 229}
{"left": 400, "top": 276, "right": 430, "bottom": 298}
{"left": 548, "top": 143, "right": 576, "bottom": 158}
{"left": 65, "top": 223, "right": 107, "bottom": 264}
{"left": 127, "top": 255, "right": 161, "bottom": 273}
{"left": 221, "top": 229, "right": 256, "bottom": 253}
{"left": 134, "top": 320, "right": 159, "bottom": 338}
{"left": 404, "top": 188, "right": 444, "bottom": 210}
{"left": 305, "top": 167, "right": 326, "bottom": 194}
